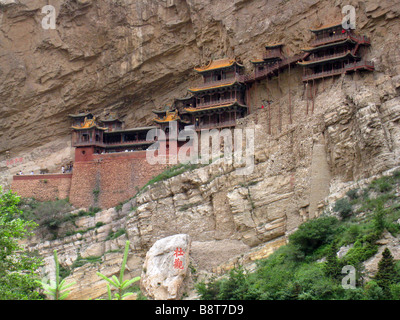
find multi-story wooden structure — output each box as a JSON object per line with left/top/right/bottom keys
{"left": 251, "top": 43, "right": 284, "bottom": 76}
{"left": 152, "top": 58, "right": 249, "bottom": 132}
{"left": 299, "top": 22, "right": 374, "bottom": 82}
{"left": 70, "top": 113, "right": 156, "bottom": 161}
{"left": 185, "top": 58, "right": 248, "bottom": 131}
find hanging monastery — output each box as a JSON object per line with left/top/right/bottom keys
{"left": 11, "top": 22, "right": 374, "bottom": 209}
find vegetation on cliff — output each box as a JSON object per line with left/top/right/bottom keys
{"left": 0, "top": 187, "right": 43, "bottom": 300}
{"left": 196, "top": 171, "right": 400, "bottom": 300}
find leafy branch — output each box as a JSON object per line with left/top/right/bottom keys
{"left": 37, "top": 249, "right": 76, "bottom": 300}
{"left": 96, "top": 240, "right": 140, "bottom": 300}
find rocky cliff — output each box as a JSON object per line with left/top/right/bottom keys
{"left": 1, "top": 0, "right": 399, "bottom": 185}
{"left": 2, "top": 0, "right": 400, "bottom": 299}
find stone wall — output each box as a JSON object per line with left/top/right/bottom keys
{"left": 11, "top": 174, "right": 72, "bottom": 201}
{"left": 69, "top": 151, "right": 168, "bottom": 209}
{"left": 11, "top": 151, "right": 169, "bottom": 208}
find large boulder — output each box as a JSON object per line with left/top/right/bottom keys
{"left": 140, "top": 234, "right": 191, "bottom": 300}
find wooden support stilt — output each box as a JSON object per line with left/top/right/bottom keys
{"left": 306, "top": 82, "right": 309, "bottom": 115}
{"left": 278, "top": 68, "right": 281, "bottom": 132}
{"left": 266, "top": 76, "right": 271, "bottom": 135}
{"left": 312, "top": 79, "right": 316, "bottom": 114}
{"left": 288, "top": 62, "right": 292, "bottom": 125}
{"left": 268, "top": 102, "right": 271, "bottom": 135}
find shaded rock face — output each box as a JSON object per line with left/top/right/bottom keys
{"left": 7, "top": 0, "right": 400, "bottom": 300}
{"left": 140, "top": 234, "right": 191, "bottom": 300}
{"left": 1, "top": 0, "right": 400, "bottom": 188}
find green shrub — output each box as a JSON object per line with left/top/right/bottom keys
{"left": 370, "top": 176, "right": 393, "bottom": 193}
{"left": 342, "top": 240, "right": 378, "bottom": 267}
{"left": 364, "top": 281, "right": 384, "bottom": 300}
{"left": 333, "top": 198, "right": 353, "bottom": 218}
{"left": 390, "top": 283, "right": 400, "bottom": 300}
{"left": 346, "top": 188, "right": 359, "bottom": 201}
{"left": 289, "top": 216, "right": 339, "bottom": 256}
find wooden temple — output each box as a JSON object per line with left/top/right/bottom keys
{"left": 299, "top": 22, "right": 374, "bottom": 82}
{"left": 153, "top": 58, "right": 248, "bottom": 132}
{"left": 69, "top": 22, "right": 375, "bottom": 161}
{"left": 251, "top": 43, "right": 284, "bottom": 75}
{"left": 69, "top": 112, "right": 156, "bottom": 161}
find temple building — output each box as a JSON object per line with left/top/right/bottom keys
{"left": 184, "top": 58, "right": 248, "bottom": 131}
{"left": 153, "top": 107, "right": 190, "bottom": 133}
{"left": 152, "top": 58, "right": 249, "bottom": 132}
{"left": 69, "top": 112, "right": 157, "bottom": 161}
{"left": 299, "top": 22, "right": 374, "bottom": 82}
{"left": 101, "top": 112, "right": 124, "bottom": 132}
{"left": 251, "top": 43, "right": 285, "bottom": 77}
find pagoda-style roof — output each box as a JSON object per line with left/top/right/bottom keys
{"left": 108, "top": 126, "right": 157, "bottom": 134}
{"left": 310, "top": 22, "right": 342, "bottom": 33}
{"left": 302, "top": 37, "right": 356, "bottom": 52}
{"left": 174, "top": 95, "right": 194, "bottom": 102}
{"left": 250, "top": 59, "right": 266, "bottom": 64}
{"left": 298, "top": 51, "right": 358, "bottom": 67}
{"left": 188, "top": 80, "right": 244, "bottom": 93}
{"left": 101, "top": 112, "right": 124, "bottom": 123}
{"left": 265, "top": 43, "right": 284, "bottom": 48}
{"left": 194, "top": 58, "right": 244, "bottom": 73}
{"left": 153, "top": 110, "right": 181, "bottom": 124}
{"left": 184, "top": 101, "right": 247, "bottom": 114}
{"left": 71, "top": 117, "right": 107, "bottom": 131}
{"left": 152, "top": 105, "right": 172, "bottom": 115}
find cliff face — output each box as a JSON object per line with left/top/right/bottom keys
{"left": 2, "top": 0, "right": 400, "bottom": 300}
{"left": 1, "top": 0, "right": 399, "bottom": 185}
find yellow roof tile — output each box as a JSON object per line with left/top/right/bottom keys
{"left": 194, "top": 58, "right": 243, "bottom": 72}
{"left": 310, "top": 22, "right": 342, "bottom": 32}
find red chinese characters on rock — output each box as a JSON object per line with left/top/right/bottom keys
{"left": 173, "top": 247, "right": 185, "bottom": 270}
{"left": 6, "top": 157, "right": 24, "bottom": 166}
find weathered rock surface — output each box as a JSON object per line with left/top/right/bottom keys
{"left": 140, "top": 234, "right": 191, "bottom": 300}
{"left": 6, "top": 0, "right": 400, "bottom": 300}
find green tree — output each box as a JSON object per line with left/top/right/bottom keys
{"left": 289, "top": 216, "right": 339, "bottom": 256}
{"left": 38, "top": 250, "right": 76, "bottom": 300}
{"left": 0, "top": 187, "right": 43, "bottom": 300}
{"left": 374, "top": 248, "right": 399, "bottom": 298}
{"left": 323, "top": 243, "right": 341, "bottom": 279}
{"left": 333, "top": 198, "right": 353, "bottom": 219}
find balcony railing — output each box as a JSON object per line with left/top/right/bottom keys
{"left": 72, "top": 140, "right": 106, "bottom": 148}
{"left": 302, "top": 60, "right": 375, "bottom": 81}
{"left": 73, "top": 139, "right": 155, "bottom": 148}
{"left": 252, "top": 53, "right": 305, "bottom": 81}
{"left": 304, "top": 50, "right": 357, "bottom": 64}
{"left": 105, "top": 139, "right": 155, "bottom": 146}
{"left": 262, "top": 51, "right": 283, "bottom": 60}
{"left": 349, "top": 34, "right": 371, "bottom": 44}
{"left": 195, "top": 120, "right": 237, "bottom": 130}
{"left": 345, "top": 60, "right": 375, "bottom": 71}
{"left": 197, "top": 98, "right": 244, "bottom": 109}
{"left": 311, "top": 33, "right": 348, "bottom": 47}
{"left": 302, "top": 68, "right": 345, "bottom": 81}
{"left": 192, "top": 74, "right": 243, "bottom": 90}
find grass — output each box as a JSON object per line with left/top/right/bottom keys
{"left": 106, "top": 228, "right": 126, "bottom": 241}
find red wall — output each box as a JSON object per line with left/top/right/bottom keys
{"left": 11, "top": 174, "right": 72, "bottom": 201}
{"left": 69, "top": 151, "right": 168, "bottom": 209}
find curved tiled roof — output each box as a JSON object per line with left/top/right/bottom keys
{"left": 194, "top": 58, "right": 244, "bottom": 73}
